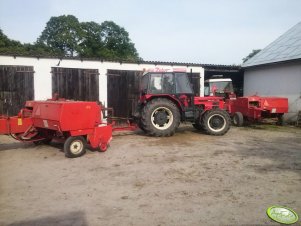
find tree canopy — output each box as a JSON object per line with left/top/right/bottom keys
{"left": 99, "top": 21, "right": 139, "bottom": 60}
{"left": 0, "top": 29, "right": 23, "bottom": 52}
{"left": 242, "top": 49, "right": 261, "bottom": 63}
{"left": 0, "top": 29, "right": 55, "bottom": 56}
{"left": 0, "top": 15, "right": 140, "bottom": 60}
{"left": 37, "top": 15, "right": 83, "bottom": 57}
{"left": 78, "top": 21, "right": 103, "bottom": 58}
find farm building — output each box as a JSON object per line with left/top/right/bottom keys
{"left": 243, "top": 22, "right": 301, "bottom": 122}
{"left": 0, "top": 55, "right": 242, "bottom": 117}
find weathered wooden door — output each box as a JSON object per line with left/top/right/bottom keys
{"left": 0, "top": 66, "right": 34, "bottom": 116}
{"left": 107, "top": 70, "right": 141, "bottom": 117}
{"left": 51, "top": 67, "right": 99, "bottom": 101}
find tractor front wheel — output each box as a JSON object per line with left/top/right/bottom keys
{"left": 141, "top": 98, "right": 180, "bottom": 137}
{"left": 202, "top": 109, "right": 230, "bottom": 135}
{"left": 64, "top": 136, "right": 87, "bottom": 158}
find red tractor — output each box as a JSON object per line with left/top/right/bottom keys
{"left": 133, "top": 72, "right": 231, "bottom": 136}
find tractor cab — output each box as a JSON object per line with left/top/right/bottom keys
{"left": 140, "top": 72, "right": 195, "bottom": 109}
{"left": 141, "top": 72, "right": 193, "bottom": 94}
{"left": 204, "top": 78, "right": 235, "bottom": 99}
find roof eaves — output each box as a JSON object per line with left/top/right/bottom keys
{"left": 0, "top": 53, "right": 241, "bottom": 70}
{"left": 242, "top": 58, "right": 301, "bottom": 69}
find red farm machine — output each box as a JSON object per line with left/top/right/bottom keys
{"left": 133, "top": 71, "right": 231, "bottom": 136}
{"left": 204, "top": 77, "right": 289, "bottom": 126}
{"left": 0, "top": 71, "right": 231, "bottom": 158}
{"left": 0, "top": 100, "right": 112, "bottom": 158}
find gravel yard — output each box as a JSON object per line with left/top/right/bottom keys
{"left": 0, "top": 125, "right": 301, "bottom": 226}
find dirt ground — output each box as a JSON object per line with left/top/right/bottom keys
{"left": 0, "top": 125, "right": 301, "bottom": 226}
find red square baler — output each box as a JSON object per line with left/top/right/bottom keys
{"left": 0, "top": 100, "right": 112, "bottom": 158}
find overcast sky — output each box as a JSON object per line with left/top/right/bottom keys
{"left": 0, "top": 0, "right": 300, "bottom": 65}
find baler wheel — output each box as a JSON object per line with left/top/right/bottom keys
{"left": 202, "top": 109, "right": 230, "bottom": 136}
{"left": 233, "top": 112, "right": 244, "bottom": 127}
{"left": 99, "top": 143, "right": 108, "bottom": 152}
{"left": 64, "top": 136, "right": 87, "bottom": 158}
{"left": 276, "top": 114, "right": 285, "bottom": 126}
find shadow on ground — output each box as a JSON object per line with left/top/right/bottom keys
{"left": 7, "top": 211, "right": 87, "bottom": 226}
{"left": 0, "top": 142, "right": 34, "bottom": 151}
{"left": 237, "top": 130, "right": 301, "bottom": 176}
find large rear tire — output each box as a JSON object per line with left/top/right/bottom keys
{"left": 141, "top": 98, "right": 180, "bottom": 137}
{"left": 137, "top": 120, "right": 146, "bottom": 132}
{"left": 202, "top": 109, "right": 230, "bottom": 135}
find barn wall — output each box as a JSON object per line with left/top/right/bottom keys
{"left": 0, "top": 56, "right": 205, "bottom": 107}
{"left": 244, "top": 62, "right": 301, "bottom": 122}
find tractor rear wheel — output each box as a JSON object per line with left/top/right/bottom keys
{"left": 137, "top": 121, "right": 146, "bottom": 132}
{"left": 202, "top": 109, "right": 230, "bottom": 135}
{"left": 233, "top": 112, "right": 244, "bottom": 126}
{"left": 64, "top": 136, "right": 87, "bottom": 158}
{"left": 141, "top": 98, "right": 180, "bottom": 137}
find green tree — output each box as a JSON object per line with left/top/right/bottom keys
{"left": 0, "top": 29, "right": 61, "bottom": 56}
{"left": 79, "top": 21, "right": 104, "bottom": 58}
{"left": 1, "top": 16, "right": 140, "bottom": 60}
{"left": 99, "top": 21, "right": 139, "bottom": 60}
{"left": 242, "top": 49, "right": 261, "bottom": 63}
{"left": 0, "top": 29, "right": 24, "bottom": 53}
{"left": 22, "top": 42, "right": 62, "bottom": 56}
{"left": 37, "top": 15, "right": 83, "bottom": 56}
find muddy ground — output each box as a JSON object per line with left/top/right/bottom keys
{"left": 0, "top": 125, "right": 301, "bottom": 226}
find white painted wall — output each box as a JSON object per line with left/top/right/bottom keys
{"left": 0, "top": 55, "right": 205, "bottom": 106}
{"left": 244, "top": 62, "right": 301, "bottom": 122}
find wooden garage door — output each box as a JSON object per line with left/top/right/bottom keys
{"left": 51, "top": 67, "right": 99, "bottom": 101}
{"left": 107, "top": 70, "right": 141, "bottom": 118}
{"left": 0, "top": 66, "right": 34, "bottom": 116}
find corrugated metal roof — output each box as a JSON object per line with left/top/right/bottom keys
{"left": 242, "top": 22, "right": 301, "bottom": 68}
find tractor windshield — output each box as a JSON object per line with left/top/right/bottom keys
{"left": 175, "top": 73, "right": 193, "bottom": 94}
{"left": 142, "top": 72, "right": 193, "bottom": 94}
{"left": 148, "top": 73, "right": 174, "bottom": 94}
{"left": 204, "top": 81, "right": 234, "bottom": 96}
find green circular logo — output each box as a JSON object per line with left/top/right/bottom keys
{"left": 267, "top": 206, "right": 299, "bottom": 224}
